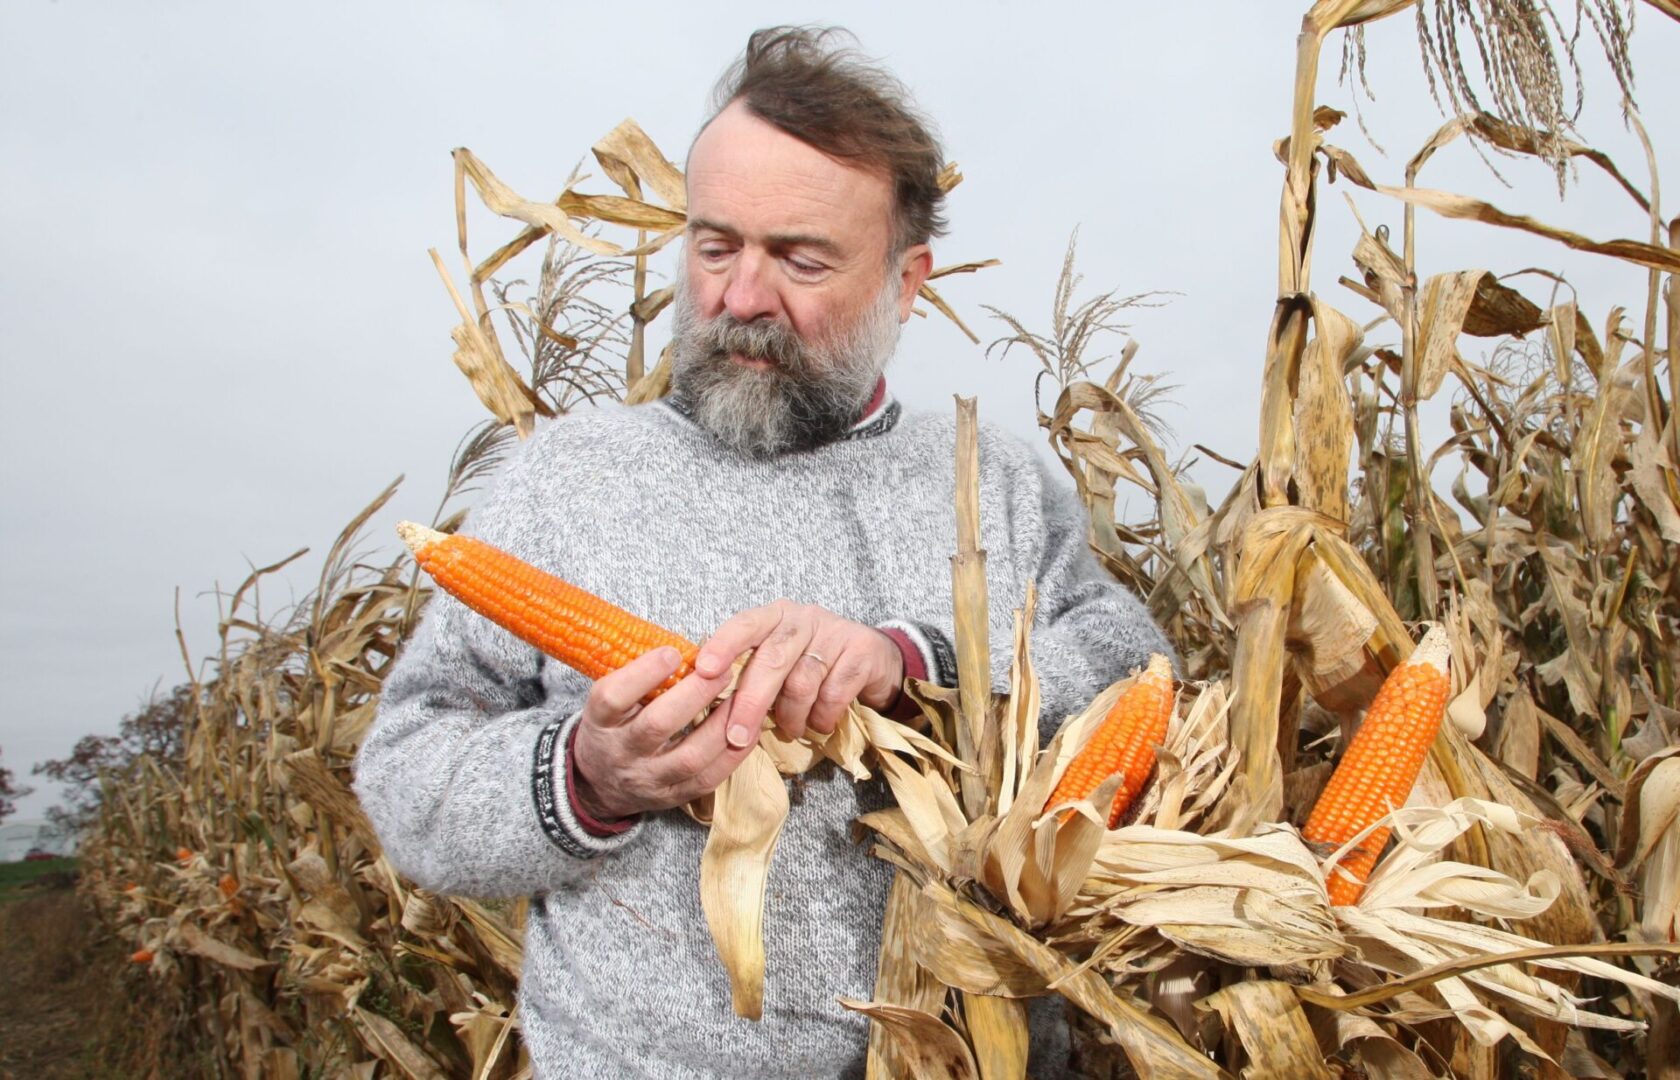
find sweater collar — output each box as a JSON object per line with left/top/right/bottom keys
{"left": 849, "top": 376, "right": 899, "bottom": 438}
{"left": 663, "top": 375, "right": 902, "bottom": 444}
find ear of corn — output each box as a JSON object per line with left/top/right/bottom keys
{"left": 397, "top": 521, "right": 699, "bottom": 698}
{"left": 1302, "top": 625, "right": 1452, "bottom": 906}
{"left": 1046, "top": 654, "right": 1176, "bottom": 827}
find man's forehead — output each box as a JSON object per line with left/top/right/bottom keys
{"left": 686, "top": 102, "right": 892, "bottom": 244}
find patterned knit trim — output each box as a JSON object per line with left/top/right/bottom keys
{"left": 532, "top": 712, "right": 640, "bottom": 859}
{"left": 878, "top": 619, "right": 957, "bottom": 687}
{"left": 849, "top": 400, "right": 902, "bottom": 441}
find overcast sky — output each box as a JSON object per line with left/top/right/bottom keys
{"left": 2, "top": 2, "right": 1673, "bottom": 819}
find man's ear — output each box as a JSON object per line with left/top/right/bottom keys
{"left": 894, "top": 244, "right": 933, "bottom": 322}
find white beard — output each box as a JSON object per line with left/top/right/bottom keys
{"left": 668, "top": 272, "right": 903, "bottom": 458}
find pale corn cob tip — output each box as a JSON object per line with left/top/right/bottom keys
{"left": 396, "top": 520, "right": 445, "bottom": 555}
{"left": 1142, "top": 653, "right": 1172, "bottom": 679}
{"left": 1408, "top": 623, "right": 1451, "bottom": 675}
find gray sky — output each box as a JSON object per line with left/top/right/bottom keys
{"left": 2, "top": 2, "right": 1673, "bottom": 818}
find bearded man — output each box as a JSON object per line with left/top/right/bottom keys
{"left": 355, "top": 26, "right": 1171, "bottom": 1079}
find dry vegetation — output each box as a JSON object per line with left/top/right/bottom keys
{"left": 70, "top": 2, "right": 1678, "bottom": 1077}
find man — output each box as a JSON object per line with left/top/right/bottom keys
{"left": 354, "top": 27, "right": 1171, "bottom": 1078}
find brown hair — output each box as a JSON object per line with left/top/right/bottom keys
{"left": 707, "top": 26, "right": 948, "bottom": 254}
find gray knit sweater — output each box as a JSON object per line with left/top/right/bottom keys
{"left": 353, "top": 388, "right": 1172, "bottom": 1078}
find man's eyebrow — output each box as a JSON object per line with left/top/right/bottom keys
{"left": 686, "top": 218, "right": 843, "bottom": 259}
{"left": 687, "top": 216, "right": 737, "bottom": 238}
{"left": 767, "top": 232, "right": 843, "bottom": 259}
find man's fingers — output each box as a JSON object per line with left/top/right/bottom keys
{"left": 688, "top": 732, "right": 761, "bottom": 795}
{"left": 664, "top": 703, "right": 761, "bottom": 795}
{"left": 728, "top": 613, "right": 814, "bottom": 741}
{"left": 624, "top": 665, "right": 735, "bottom": 752}
{"left": 695, "top": 599, "right": 794, "bottom": 678}
{"left": 585, "top": 646, "right": 686, "bottom": 723}
{"left": 769, "top": 647, "right": 830, "bottom": 742}
{"left": 805, "top": 640, "right": 870, "bottom": 736}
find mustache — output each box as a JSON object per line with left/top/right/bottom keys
{"left": 689, "top": 312, "right": 812, "bottom": 373}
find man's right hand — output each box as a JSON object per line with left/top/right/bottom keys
{"left": 570, "top": 646, "right": 752, "bottom": 822}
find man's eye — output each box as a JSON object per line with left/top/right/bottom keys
{"left": 786, "top": 257, "right": 827, "bottom": 278}
{"left": 698, "top": 246, "right": 731, "bottom": 262}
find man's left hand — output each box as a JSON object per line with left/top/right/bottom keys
{"left": 696, "top": 600, "right": 905, "bottom": 747}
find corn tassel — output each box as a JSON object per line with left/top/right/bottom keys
{"left": 1303, "top": 624, "right": 1452, "bottom": 906}
{"left": 1046, "top": 653, "right": 1176, "bottom": 827}
{"left": 397, "top": 521, "right": 698, "bottom": 697}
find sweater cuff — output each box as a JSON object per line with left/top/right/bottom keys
{"left": 878, "top": 621, "right": 956, "bottom": 722}
{"left": 878, "top": 620, "right": 956, "bottom": 687}
{"left": 532, "top": 711, "right": 641, "bottom": 859}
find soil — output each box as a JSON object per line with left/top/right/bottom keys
{"left": 0, "top": 863, "right": 184, "bottom": 1079}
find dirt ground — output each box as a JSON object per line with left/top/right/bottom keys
{"left": 0, "top": 866, "right": 183, "bottom": 1079}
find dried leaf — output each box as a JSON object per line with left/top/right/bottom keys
{"left": 455, "top": 148, "right": 624, "bottom": 257}
{"left": 432, "top": 250, "right": 542, "bottom": 438}
{"left": 865, "top": 871, "right": 946, "bottom": 1079}
{"left": 909, "top": 882, "right": 1047, "bottom": 998}
{"left": 591, "top": 118, "right": 687, "bottom": 209}
{"left": 699, "top": 746, "right": 788, "bottom": 1019}
{"left": 1198, "top": 981, "right": 1330, "bottom": 1080}
{"left": 999, "top": 584, "right": 1041, "bottom": 816}
{"left": 1629, "top": 416, "right": 1680, "bottom": 542}
{"left": 281, "top": 748, "right": 381, "bottom": 855}
{"left": 351, "top": 1007, "right": 447, "bottom": 1080}
{"left": 1618, "top": 750, "right": 1680, "bottom": 945}
{"left": 1287, "top": 549, "right": 1384, "bottom": 712}
{"left": 839, "top": 999, "right": 979, "bottom": 1080}
{"left": 1460, "top": 273, "right": 1545, "bottom": 337}
{"left": 1085, "top": 825, "right": 1344, "bottom": 966}
{"left": 1572, "top": 360, "right": 1635, "bottom": 545}
{"left": 1415, "top": 271, "right": 1488, "bottom": 401}
{"left": 919, "top": 883, "right": 1228, "bottom": 1079}
{"left": 1381, "top": 184, "right": 1680, "bottom": 273}
{"left": 455, "top": 899, "right": 525, "bottom": 976}
{"left": 1304, "top": 997, "right": 1435, "bottom": 1079}
{"left": 1292, "top": 298, "right": 1360, "bottom": 519}
{"left": 1495, "top": 687, "right": 1542, "bottom": 781}
{"left": 963, "top": 992, "right": 1029, "bottom": 1080}
{"left": 177, "top": 921, "right": 274, "bottom": 971}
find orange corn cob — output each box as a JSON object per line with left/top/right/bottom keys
{"left": 1303, "top": 625, "right": 1452, "bottom": 906}
{"left": 397, "top": 522, "right": 699, "bottom": 698}
{"left": 130, "top": 948, "right": 155, "bottom": 964}
{"left": 1046, "top": 654, "right": 1176, "bottom": 827}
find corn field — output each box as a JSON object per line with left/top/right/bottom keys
{"left": 77, "top": 2, "right": 1678, "bottom": 1077}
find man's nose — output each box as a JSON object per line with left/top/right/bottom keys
{"left": 721, "top": 251, "right": 780, "bottom": 323}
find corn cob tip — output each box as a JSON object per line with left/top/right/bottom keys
{"left": 1142, "top": 653, "right": 1173, "bottom": 680}
{"left": 396, "top": 520, "right": 444, "bottom": 555}
{"left": 1409, "top": 623, "right": 1451, "bottom": 676}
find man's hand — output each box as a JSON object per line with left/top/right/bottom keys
{"left": 571, "top": 647, "right": 748, "bottom": 821}
{"left": 696, "top": 600, "right": 905, "bottom": 746}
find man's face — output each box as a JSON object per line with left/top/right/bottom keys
{"left": 670, "top": 101, "right": 930, "bottom": 457}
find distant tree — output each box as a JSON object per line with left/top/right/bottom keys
{"left": 34, "top": 684, "right": 191, "bottom": 832}
{"left": 0, "top": 745, "right": 31, "bottom": 824}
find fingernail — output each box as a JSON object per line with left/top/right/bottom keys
{"left": 727, "top": 724, "right": 751, "bottom": 748}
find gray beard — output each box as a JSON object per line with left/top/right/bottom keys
{"left": 668, "top": 275, "right": 902, "bottom": 459}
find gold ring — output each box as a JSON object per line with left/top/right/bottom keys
{"left": 801, "top": 650, "right": 828, "bottom": 668}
